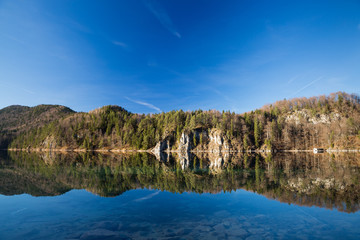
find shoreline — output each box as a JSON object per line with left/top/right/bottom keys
{"left": 4, "top": 148, "right": 360, "bottom": 153}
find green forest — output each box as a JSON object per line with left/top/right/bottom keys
{"left": 1, "top": 92, "right": 360, "bottom": 151}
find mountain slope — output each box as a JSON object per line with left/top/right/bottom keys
{"left": 4, "top": 92, "right": 360, "bottom": 151}
{"left": 0, "top": 104, "right": 75, "bottom": 148}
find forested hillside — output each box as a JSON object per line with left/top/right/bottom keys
{"left": 3, "top": 92, "right": 360, "bottom": 151}
{"left": 0, "top": 105, "right": 75, "bottom": 148}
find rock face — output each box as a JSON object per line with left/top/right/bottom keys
{"left": 151, "top": 139, "right": 170, "bottom": 162}
{"left": 152, "top": 129, "right": 234, "bottom": 164}
{"left": 208, "top": 129, "right": 231, "bottom": 152}
{"left": 176, "top": 129, "right": 232, "bottom": 169}
{"left": 285, "top": 110, "right": 341, "bottom": 125}
{"left": 152, "top": 139, "right": 170, "bottom": 153}
{"left": 152, "top": 151, "right": 170, "bottom": 162}
{"left": 42, "top": 136, "right": 57, "bottom": 150}
{"left": 178, "top": 132, "right": 192, "bottom": 153}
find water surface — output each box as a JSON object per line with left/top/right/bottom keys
{"left": 0, "top": 151, "right": 359, "bottom": 239}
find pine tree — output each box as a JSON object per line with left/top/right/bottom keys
{"left": 189, "top": 115, "right": 196, "bottom": 129}
{"left": 243, "top": 134, "right": 248, "bottom": 151}
{"left": 254, "top": 118, "right": 260, "bottom": 148}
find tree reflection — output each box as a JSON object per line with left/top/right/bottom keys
{"left": 0, "top": 150, "right": 359, "bottom": 213}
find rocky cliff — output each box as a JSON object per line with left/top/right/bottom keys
{"left": 207, "top": 129, "right": 231, "bottom": 152}
{"left": 152, "top": 128, "right": 235, "bottom": 156}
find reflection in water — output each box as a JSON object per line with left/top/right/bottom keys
{"left": 0, "top": 150, "right": 359, "bottom": 213}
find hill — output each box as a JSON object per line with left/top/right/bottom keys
{"left": 2, "top": 92, "right": 360, "bottom": 151}
{"left": 0, "top": 104, "right": 75, "bottom": 148}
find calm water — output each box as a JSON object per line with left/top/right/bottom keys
{"left": 0, "top": 151, "right": 359, "bottom": 239}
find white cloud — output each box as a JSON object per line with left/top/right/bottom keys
{"left": 125, "top": 97, "right": 161, "bottom": 112}
{"left": 144, "top": 0, "right": 181, "bottom": 38}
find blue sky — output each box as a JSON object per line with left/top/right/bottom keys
{"left": 0, "top": 0, "right": 359, "bottom": 113}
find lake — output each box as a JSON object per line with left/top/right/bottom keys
{"left": 0, "top": 151, "right": 359, "bottom": 239}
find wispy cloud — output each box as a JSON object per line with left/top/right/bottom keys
{"left": 0, "top": 82, "right": 35, "bottom": 95}
{"left": 144, "top": 0, "right": 181, "bottom": 38}
{"left": 287, "top": 75, "right": 299, "bottom": 84}
{"left": 288, "top": 76, "right": 323, "bottom": 98}
{"left": 209, "top": 87, "right": 231, "bottom": 102}
{"left": 125, "top": 97, "right": 161, "bottom": 112}
{"left": 112, "top": 41, "right": 128, "bottom": 48}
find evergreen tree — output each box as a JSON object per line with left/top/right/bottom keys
{"left": 193, "top": 133, "right": 197, "bottom": 147}
{"left": 254, "top": 118, "right": 260, "bottom": 148}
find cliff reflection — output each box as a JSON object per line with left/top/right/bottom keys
{"left": 0, "top": 151, "right": 359, "bottom": 213}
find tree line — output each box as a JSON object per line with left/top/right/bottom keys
{"left": 8, "top": 92, "right": 360, "bottom": 150}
